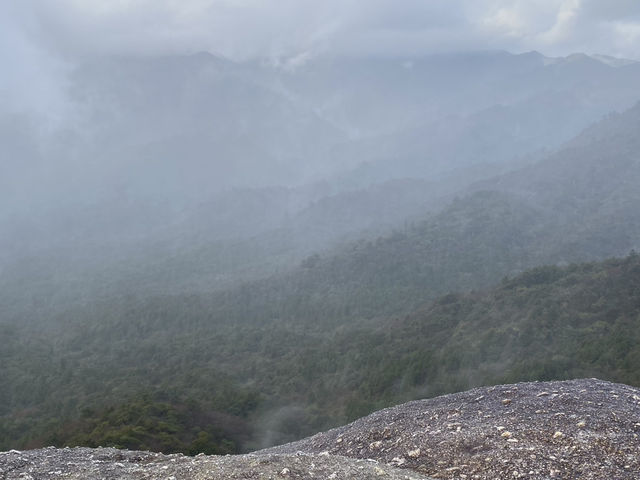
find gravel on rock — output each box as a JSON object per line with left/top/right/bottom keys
{"left": 0, "top": 447, "right": 433, "bottom": 480}
{"left": 260, "top": 379, "right": 640, "bottom": 480}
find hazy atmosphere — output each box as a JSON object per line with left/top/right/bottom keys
{"left": 4, "top": 1, "right": 640, "bottom": 113}
{"left": 2, "top": 1, "right": 640, "bottom": 475}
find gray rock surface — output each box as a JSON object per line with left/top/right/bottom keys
{"left": 261, "top": 379, "right": 640, "bottom": 479}
{"left": 0, "top": 447, "right": 431, "bottom": 480}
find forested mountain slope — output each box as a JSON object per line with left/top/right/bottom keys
{"left": 253, "top": 100, "right": 640, "bottom": 319}
{"left": 479, "top": 102, "right": 640, "bottom": 257}
{"left": 3, "top": 56, "right": 640, "bottom": 459}
{"left": 3, "top": 254, "right": 640, "bottom": 453}
{"left": 169, "top": 100, "right": 640, "bottom": 327}
{"left": 4, "top": 53, "right": 640, "bottom": 324}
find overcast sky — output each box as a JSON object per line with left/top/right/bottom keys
{"left": 2, "top": 0, "right": 640, "bottom": 115}
{"left": 4, "top": 0, "right": 640, "bottom": 59}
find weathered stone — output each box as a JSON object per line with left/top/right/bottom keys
{"left": 261, "top": 379, "right": 640, "bottom": 480}
{"left": 0, "top": 449, "right": 431, "bottom": 480}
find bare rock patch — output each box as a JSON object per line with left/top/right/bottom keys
{"left": 0, "top": 447, "right": 432, "bottom": 480}
{"left": 260, "top": 379, "right": 640, "bottom": 479}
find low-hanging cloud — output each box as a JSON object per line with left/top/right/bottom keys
{"left": 15, "top": 0, "right": 640, "bottom": 61}
{"left": 0, "top": 2, "right": 69, "bottom": 119}
{"left": 2, "top": 0, "right": 640, "bottom": 122}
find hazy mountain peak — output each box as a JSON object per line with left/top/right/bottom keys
{"left": 565, "top": 52, "right": 592, "bottom": 62}
{"left": 539, "top": 52, "right": 623, "bottom": 68}
{"left": 516, "top": 50, "right": 545, "bottom": 60}
{"left": 548, "top": 52, "right": 609, "bottom": 70}
{"left": 548, "top": 52, "right": 639, "bottom": 69}
{"left": 591, "top": 53, "right": 638, "bottom": 67}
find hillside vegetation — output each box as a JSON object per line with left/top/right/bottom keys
{"left": 2, "top": 253, "right": 640, "bottom": 452}
{"left": 2, "top": 60, "right": 640, "bottom": 458}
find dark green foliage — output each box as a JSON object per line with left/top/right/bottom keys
{"left": 3, "top": 255, "right": 640, "bottom": 452}
{"left": 51, "top": 395, "right": 239, "bottom": 454}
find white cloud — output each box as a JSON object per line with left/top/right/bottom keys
{"left": 536, "top": 0, "right": 582, "bottom": 46}
{"left": 0, "top": 2, "right": 69, "bottom": 121}
{"left": 7, "top": 0, "right": 640, "bottom": 62}
{"left": 612, "top": 22, "right": 640, "bottom": 52}
{"left": 26, "top": 0, "right": 355, "bottom": 59}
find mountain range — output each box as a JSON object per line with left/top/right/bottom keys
{"left": 1, "top": 50, "right": 640, "bottom": 455}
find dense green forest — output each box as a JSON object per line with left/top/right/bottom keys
{"left": 2, "top": 253, "right": 640, "bottom": 452}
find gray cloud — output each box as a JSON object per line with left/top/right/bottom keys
{"left": 2, "top": 0, "right": 640, "bottom": 120}
{"left": 0, "top": 3, "right": 69, "bottom": 120}
{"left": 12, "top": 0, "right": 640, "bottom": 61}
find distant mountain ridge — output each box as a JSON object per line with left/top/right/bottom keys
{"left": 224, "top": 101, "right": 640, "bottom": 319}
{"left": 2, "top": 83, "right": 640, "bottom": 324}
{"left": 3, "top": 49, "right": 640, "bottom": 300}
{"left": 4, "top": 49, "right": 640, "bottom": 213}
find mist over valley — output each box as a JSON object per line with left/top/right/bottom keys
{"left": 2, "top": 3, "right": 640, "bottom": 477}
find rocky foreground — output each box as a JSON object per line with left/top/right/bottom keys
{"left": 0, "top": 448, "right": 429, "bottom": 479}
{"left": 2, "top": 379, "right": 639, "bottom": 479}
{"left": 262, "top": 378, "right": 640, "bottom": 479}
